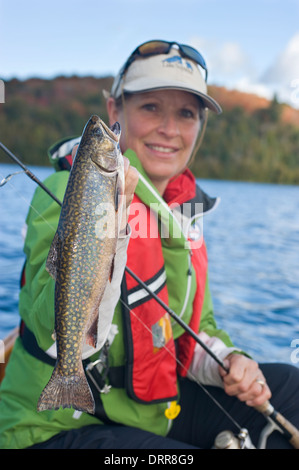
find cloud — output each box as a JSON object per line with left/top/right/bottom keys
{"left": 261, "top": 33, "right": 299, "bottom": 85}
{"left": 260, "top": 32, "right": 299, "bottom": 107}
{"left": 210, "top": 42, "right": 251, "bottom": 76}
{"left": 189, "top": 34, "right": 299, "bottom": 108}
{"left": 233, "top": 78, "right": 274, "bottom": 100}
{"left": 189, "top": 36, "right": 253, "bottom": 80}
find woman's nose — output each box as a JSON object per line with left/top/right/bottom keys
{"left": 157, "top": 113, "right": 180, "bottom": 138}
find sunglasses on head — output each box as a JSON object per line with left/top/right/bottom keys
{"left": 113, "top": 40, "right": 208, "bottom": 96}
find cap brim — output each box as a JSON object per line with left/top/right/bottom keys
{"left": 122, "top": 80, "right": 222, "bottom": 114}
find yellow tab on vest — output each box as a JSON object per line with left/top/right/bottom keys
{"left": 165, "top": 401, "right": 181, "bottom": 420}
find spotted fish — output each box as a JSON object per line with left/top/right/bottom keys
{"left": 37, "top": 115, "right": 124, "bottom": 414}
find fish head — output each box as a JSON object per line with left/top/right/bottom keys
{"left": 82, "top": 115, "right": 123, "bottom": 174}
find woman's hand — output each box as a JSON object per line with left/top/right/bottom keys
{"left": 219, "top": 354, "right": 272, "bottom": 407}
{"left": 120, "top": 157, "right": 139, "bottom": 233}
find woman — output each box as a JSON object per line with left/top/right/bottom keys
{"left": 0, "top": 40, "right": 298, "bottom": 449}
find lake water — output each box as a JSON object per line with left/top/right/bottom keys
{"left": 0, "top": 162, "right": 298, "bottom": 366}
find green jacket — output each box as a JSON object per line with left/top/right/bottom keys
{"left": 0, "top": 150, "right": 235, "bottom": 449}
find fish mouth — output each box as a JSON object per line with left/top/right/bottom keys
{"left": 93, "top": 160, "right": 118, "bottom": 174}
{"left": 93, "top": 117, "right": 120, "bottom": 142}
{"left": 109, "top": 122, "right": 121, "bottom": 138}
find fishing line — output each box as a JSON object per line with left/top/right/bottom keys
{"left": 0, "top": 168, "right": 58, "bottom": 236}
{"left": 0, "top": 148, "right": 240, "bottom": 430}
{"left": 0, "top": 161, "right": 239, "bottom": 428}
{"left": 119, "top": 297, "right": 242, "bottom": 432}
{"left": 0, "top": 142, "right": 62, "bottom": 207}
{"left": 0, "top": 170, "right": 25, "bottom": 187}
{"left": 125, "top": 265, "right": 229, "bottom": 373}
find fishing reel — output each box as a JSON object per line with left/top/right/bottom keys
{"left": 213, "top": 428, "right": 255, "bottom": 449}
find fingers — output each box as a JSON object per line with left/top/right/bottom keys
{"left": 220, "top": 354, "right": 272, "bottom": 407}
{"left": 71, "top": 144, "right": 79, "bottom": 159}
{"left": 245, "top": 378, "right": 272, "bottom": 407}
{"left": 119, "top": 157, "right": 139, "bottom": 234}
{"left": 123, "top": 157, "right": 139, "bottom": 208}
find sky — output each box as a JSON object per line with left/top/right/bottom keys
{"left": 0, "top": 0, "right": 299, "bottom": 107}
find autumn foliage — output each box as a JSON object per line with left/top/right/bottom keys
{"left": 0, "top": 76, "right": 299, "bottom": 184}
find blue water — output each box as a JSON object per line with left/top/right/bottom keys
{"left": 0, "top": 162, "right": 299, "bottom": 366}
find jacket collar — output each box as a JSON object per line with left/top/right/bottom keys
{"left": 124, "top": 149, "right": 219, "bottom": 216}
{"left": 163, "top": 168, "right": 220, "bottom": 216}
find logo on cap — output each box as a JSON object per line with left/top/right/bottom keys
{"left": 162, "top": 55, "right": 193, "bottom": 74}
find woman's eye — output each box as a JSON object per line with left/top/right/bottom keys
{"left": 142, "top": 103, "right": 157, "bottom": 112}
{"left": 180, "top": 108, "right": 195, "bottom": 119}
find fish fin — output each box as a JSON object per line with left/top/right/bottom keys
{"left": 114, "top": 173, "right": 122, "bottom": 213}
{"left": 37, "top": 364, "right": 95, "bottom": 414}
{"left": 109, "top": 255, "right": 115, "bottom": 283}
{"left": 86, "top": 315, "right": 98, "bottom": 348}
{"left": 46, "top": 232, "right": 60, "bottom": 280}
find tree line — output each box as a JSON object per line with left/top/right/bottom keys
{"left": 0, "top": 76, "right": 298, "bottom": 184}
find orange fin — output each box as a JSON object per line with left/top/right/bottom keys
{"left": 86, "top": 316, "right": 98, "bottom": 348}
{"left": 109, "top": 255, "right": 115, "bottom": 283}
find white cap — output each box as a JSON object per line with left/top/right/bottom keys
{"left": 109, "top": 47, "right": 222, "bottom": 114}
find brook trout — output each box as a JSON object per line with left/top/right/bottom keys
{"left": 37, "top": 115, "right": 124, "bottom": 414}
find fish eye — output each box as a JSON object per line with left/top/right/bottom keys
{"left": 93, "top": 127, "right": 103, "bottom": 137}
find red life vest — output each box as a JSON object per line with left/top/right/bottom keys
{"left": 121, "top": 194, "right": 178, "bottom": 403}
{"left": 120, "top": 170, "right": 209, "bottom": 403}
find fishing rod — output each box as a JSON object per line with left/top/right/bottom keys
{"left": 125, "top": 266, "right": 299, "bottom": 449}
{"left": 125, "top": 266, "right": 229, "bottom": 372}
{"left": 0, "top": 142, "right": 62, "bottom": 206}
{"left": 1, "top": 142, "right": 299, "bottom": 449}
{"left": 0, "top": 141, "right": 229, "bottom": 373}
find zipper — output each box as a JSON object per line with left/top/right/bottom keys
{"left": 179, "top": 250, "right": 193, "bottom": 319}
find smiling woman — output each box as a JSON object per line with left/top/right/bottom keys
{"left": 1, "top": 39, "right": 299, "bottom": 450}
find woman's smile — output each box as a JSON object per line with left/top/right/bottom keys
{"left": 145, "top": 142, "right": 180, "bottom": 157}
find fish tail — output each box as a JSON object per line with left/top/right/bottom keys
{"left": 37, "top": 365, "right": 95, "bottom": 414}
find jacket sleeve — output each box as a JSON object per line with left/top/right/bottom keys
{"left": 188, "top": 273, "right": 243, "bottom": 387}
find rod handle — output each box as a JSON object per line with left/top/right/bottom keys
{"left": 255, "top": 400, "right": 299, "bottom": 449}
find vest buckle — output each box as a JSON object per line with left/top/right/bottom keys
{"left": 85, "top": 341, "right": 111, "bottom": 394}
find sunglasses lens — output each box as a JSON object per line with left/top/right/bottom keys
{"left": 138, "top": 41, "right": 170, "bottom": 57}
{"left": 180, "top": 45, "right": 207, "bottom": 69}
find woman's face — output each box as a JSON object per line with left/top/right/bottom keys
{"left": 107, "top": 89, "right": 201, "bottom": 194}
